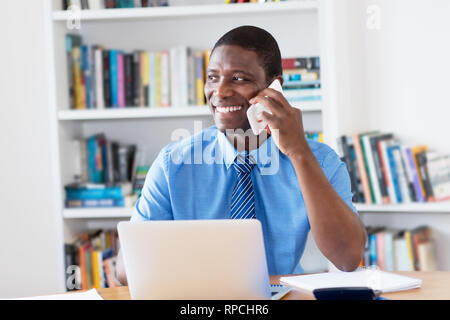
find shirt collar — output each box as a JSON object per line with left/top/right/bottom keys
{"left": 216, "top": 129, "right": 279, "bottom": 171}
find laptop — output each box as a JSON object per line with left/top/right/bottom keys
{"left": 117, "top": 219, "right": 272, "bottom": 300}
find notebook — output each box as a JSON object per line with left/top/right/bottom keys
{"left": 280, "top": 269, "right": 422, "bottom": 293}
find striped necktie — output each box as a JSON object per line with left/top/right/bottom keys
{"left": 230, "top": 153, "right": 256, "bottom": 219}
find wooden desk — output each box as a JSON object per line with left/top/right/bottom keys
{"left": 97, "top": 271, "right": 450, "bottom": 300}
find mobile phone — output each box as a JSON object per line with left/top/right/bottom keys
{"left": 246, "top": 79, "right": 283, "bottom": 135}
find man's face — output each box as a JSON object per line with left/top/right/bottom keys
{"left": 204, "top": 45, "right": 267, "bottom": 132}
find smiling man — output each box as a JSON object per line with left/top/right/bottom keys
{"left": 116, "top": 26, "right": 366, "bottom": 285}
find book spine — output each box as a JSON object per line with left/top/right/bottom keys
{"left": 353, "top": 133, "right": 372, "bottom": 203}
{"left": 117, "top": 52, "right": 126, "bottom": 108}
{"left": 386, "top": 145, "right": 403, "bottom": 203}
{"left": 102, "top": 50, "right": 111, "bottom": 107}
{"left": 65, "top": 198, "right": 125, "bottom": 208}
{"left": 160, "top": 50, "right": 170, "bottom": 107}
{"left": 94, "top": 48, "right": 104, "bottom": 109}
{"left": 370, "top": 136, "right": 389, "bottom": 204}
{"left": 401, "top": 146, "right": 417, "bottom": 201}
{"left": 378, "top": 140, "right": 397, "bottom": 204}
{"left": 417, "top": 152, "right": 435, "bottom": 202}
{"left": 124, "top": 53, "right": 134, "bottom": 107}
{"left": 170, "top": 47, "right": 179, "bottom": 108}
{"left": 81, "top": 45, "right": 92, "bottom": 109}
{"left": 195, "top": 52, "right": 205, "bottom": 105}
{"left": 404, "top": 231, "right": 416, "bottom": 270}
{"left": 133, "top": 51, "right": 141, "bottom": 107}
{"left": 338, "top": 136, "right": 360, "bottom": 202}
{"left": 66, "top": 187, "right": 124, "bottom": 199}
{"left": 109, "top": 50, "right": 118, "bottom": 108}
{"left": 369, "top": 233, "right": 377, "bottom": 266}
{"left": 155, "top": 51, "right": 162, "bottom": 107}
{"left": 179, "top": 46, "right": 189, "bottom": 107}
{"left": 405, "top": 147, "right": 426, "bottom": 202}
{"left": 392, "top": 146, "right": 411, "bottom": 203}
{"left": 376, "top": 232, "right": 385, "bottom": 270}
{"left": 149, "top": 51, "right": 156, "bottom": 107}
{"left": 362, "top": 135, "right": 381, "bottom": 204}
{"left": 141, "top": 52, "right": 150, "bottom": 107}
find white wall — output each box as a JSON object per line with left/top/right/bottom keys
{"left": 0, "top": 0, "right": 64, "bottom": 298}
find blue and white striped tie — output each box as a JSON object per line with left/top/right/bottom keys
{"left": 230, "top": 153, "right": 256, "bottom": 219}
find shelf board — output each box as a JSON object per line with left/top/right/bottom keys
{"left": 58, "top": 101, "right": 321, "bottom": 121}
{"left": 355, "top": 202, "right": 450, "bottom": 213}
{"left": 53, "top": 1, "right": 318, "bottom": 22}
{"left": 58, "top": 106, "right": 211, "bottom": 120}
{"left": 63, "top": 207, "right": 133, "bottom": 219}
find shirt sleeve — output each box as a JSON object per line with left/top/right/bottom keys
{"left": 322, "top": 149, "right": 358, "bottom": 214}
{"left": 130, "top": 147, "right": 173, "bottom": 222}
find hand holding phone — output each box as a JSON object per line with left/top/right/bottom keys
{"left": 247, "top": 79, "right": 284, "bottom": 135}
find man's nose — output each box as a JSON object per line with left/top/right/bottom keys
{"left": 214, "top": 79, "right": 233, "bottom": 99}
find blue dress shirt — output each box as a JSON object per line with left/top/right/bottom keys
{"left": 131, "top": 126, "right": 357, "bottom": 275}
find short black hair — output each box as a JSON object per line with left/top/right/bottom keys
{"left": 212, "top": 25, "right": 283, "bottom": 83}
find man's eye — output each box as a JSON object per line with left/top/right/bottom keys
{"left": 233, "top": 76, "right": 246, "bottom": 81}
{"left": 207, "top": 75, "right": 216, "bottom": 81}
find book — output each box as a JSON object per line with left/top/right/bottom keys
{"left": 426, "top": 153, "right": 450, "bottom": 201}
{"left": 411, "top": 145, "right": 429, "bottom": 198}
{"left": 160, "top": 50, "right": 170, "bottom": 107}
{"left": 124, "top": 53, "right": 134, "bottom": 107}
{"left": 65, "top": 35, "right": 82, "bottom": 109}
{"left": 280, "top": 269, "right": 422, "bottom": 293}
{"left": 65, "top": 198, "right": 125, "bottom": 208}
{"left": 94, "top": 46, "right": 104, "bottom": 109}
{"left": 117, "top": 52, "right": 126, "bottom": 108}
{"left": 65, "top": 182, "right": 132, "bottom": 200}
{"left": 353, "top": 133, "right": 372, "bottom": 203}
{"left": 391, "top": 145, "right": 412, "bottom": 203}
{"left": 416, "top": 151, "right": 435, "bottom": 202}
{"left": 133, "top": 51, "right": 141, "bottom": 107}
{"left": 405, "top": 147, "right": 426, "bottom": 202}
{"left": 195, "top": 51, "right": 205, "bottom": 105}
{"left": 360, "top": 132, "right": 381, "bottom": 204}
{"left": 370, "top": 134, "right": 393, "bottom": 204}
{"left": 102, "top": 50, "right": 111, "bottom": 107}
{"left": 109, "top": 50, "right": 119, "bottom": 107}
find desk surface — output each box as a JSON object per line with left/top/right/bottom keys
{"left": 96, "top": 271, "right": 450, "bottom": 300}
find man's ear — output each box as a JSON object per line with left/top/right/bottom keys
{"left": 270, "top": 75, "right": 284, "bottom": 87}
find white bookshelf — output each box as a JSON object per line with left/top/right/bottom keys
{"left": 47, "top": 0, "right": 331, "bottom": 281}
{"left": 47, "top": 0, "right": 450, "bottom": 284}
{"left": 52, "top": 1, "right": 318, "bottom": 21}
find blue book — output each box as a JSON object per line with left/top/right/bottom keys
{"left": 66, "top": 186, "right": 125, "bottom": 200}
{"left": 369, "top": 233, "right": 377, "bottom": 266}
{"left": 387, "top": 145, "right": 403, "bottom": 203}
{"left": 118, "top": 0, "right": 134, "bottom": 8}
{"left": 81, "top": 45, "right": 92, "bottom": 109}
{"left": 87, "top": 135, "right": 103, "bottom": 183}
{"left": 109, "top": 50, "right": 119, "bottom": 108}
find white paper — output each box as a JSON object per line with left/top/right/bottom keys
{"left": 280, "top": 269, "right": 422, "bottom": 293}
{"left": 13, "top": 289, "right": 104, "bottom": 300}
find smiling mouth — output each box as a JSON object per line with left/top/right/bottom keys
{"left": 214, "top": 105, "right": 243, "bottom": 113}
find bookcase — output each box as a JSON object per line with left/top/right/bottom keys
{"left": 47, "top": 0, "right": 450, "bottom": 291}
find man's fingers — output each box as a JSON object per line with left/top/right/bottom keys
{"left": 250, "top": 95, "right": 283, "bottom": 116}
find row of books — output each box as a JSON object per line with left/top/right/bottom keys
{"left": 72, "top": 134, "right": 137, "bottom": 184}
{"left": 66, "top": 34, "right": 211, "bottom": 109}
{"left": 65, "top": 229, "right": 121, "bottom": 291}
{"left": 362, "top": 226, "right": 437, "bottom": 272}
{"left": 305, "top": 131, "right": 323, "bottom": 143}
{"left": 338, "top": 132, "right": 450, "bottom": 204}
{"left": 281, "top": 57, "right": 321, "bottom": 104}
{"left": 62, "top": 0, "right": 168, "bottom": 10}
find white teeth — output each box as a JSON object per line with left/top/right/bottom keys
{"left": 216, "top": 106, "right": 242, "bottom": 113}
